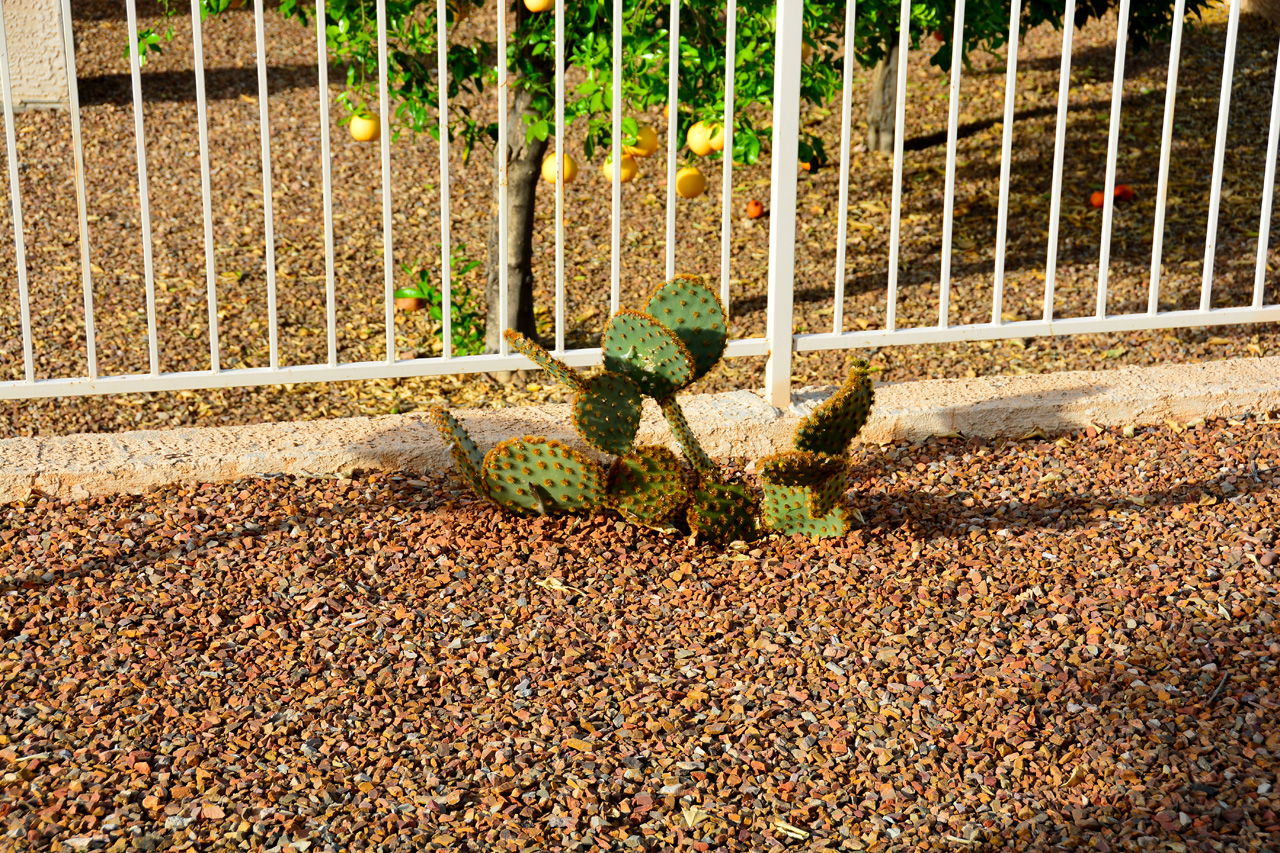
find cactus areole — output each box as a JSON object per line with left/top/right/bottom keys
{"left": 428, "top": 279, "right": 876, "bottom": 544}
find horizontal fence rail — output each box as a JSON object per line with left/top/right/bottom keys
{"left": 0, "top": 0, "right": 1278, "bottom": 405}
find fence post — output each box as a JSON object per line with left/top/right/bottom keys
{"left": 763, "top": 0, "right": 804, "bottom": 409}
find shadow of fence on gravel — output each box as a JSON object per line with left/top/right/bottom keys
{"left": 75, "top": 64, "right": 336, "bottom": 106}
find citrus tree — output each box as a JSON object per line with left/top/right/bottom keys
{"left": 136, "top": 0, "right": 1207, "bottom": 353}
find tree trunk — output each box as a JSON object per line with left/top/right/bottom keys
{"left": 485, "top": 85, "right": 548, "bottom": 354}
{"left": 866, "top": 43, "right": 899, "bottom": 155}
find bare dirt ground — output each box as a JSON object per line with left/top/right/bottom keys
{"left": 2, "top": 416, "right": 1279, "bottom": 851}
{"left": 1, "top": 0, "right": 1278, "bottom": 438}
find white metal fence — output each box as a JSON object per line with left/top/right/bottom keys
{"left": 1, "top": 0, "right": 1279, "bottom": 408}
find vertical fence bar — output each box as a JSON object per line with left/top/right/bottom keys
{"left": 938, "top": 0, "right": 965, "bottom": 328}
{"left": 610, "top": 0, "right": 621, "bottom": 316}
{"left": 883, "top": 0, "right": 911, "bottom": 332}
{"left": 1253, "top": 36, "right": 1280, "bottom": 309}
{"left": 437, "top": 0, "right": 453, "bottom": 358}
{"left": 59, "top": 0, "right": 97, "bottom": 378}
{"left": 253, "top": 0, "right": 280, "bottom": 369}
{"left": 1096, "top": 0, "right": 1131, "bottom": 318}
{"left": 0, "top": 0, "right": 32, "bottom": 381}
{"left": 316, "top": 0, "right": 337, "bottom": 365}
{"left": 497, "top": 0, "right": 509, "bottom": 356}
{"left": 764, "top": 0, "right": 803, "bottom": 407}
{"left": 1148, "top": 0, "right": 1185, "bottom": 314}
{"left": 554, "top": 0, "right": 565, "bottom": 353}
{"left": 376, "top": 0, "right": 394, "bottom": 360}
{"left": 990, "top": 0, "right": 1022, "bottom": 325}
{"left": 1044, "top": 0, "right": 1075, "bottom": 321}
{"left": 664, "top": 0, "right": 680, "bottom": 281}
{"left": 1201, "top": 0, "right": 1241, "bottom": 312}
{"left": 124, "top": 0, "right": 160, "bottom": 375}
{"left": 191, "top": 0, "right": 220, "bottom": 372}
{"left": 718, "top": 0, "right": 738, "bottom": 312}
{"left": 832, "top": 0, "right": 856, "bottom": 334}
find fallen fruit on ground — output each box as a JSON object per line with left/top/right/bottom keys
{"left": 676, "top": 166, "right": 707, "bottom": 199}
{"left": 348, "top": 113, "right": 380, "bottom": 143}
{"left": 542, "top": 152, "right": 578, "bottom": 184}
{"left": 601, "top": 153, "right": 639, "bottom": 183}
{"left": 1090, "top": 189, "right": 1105, "bottom": 208}
{"left": 1114, "top": 183, "right": 1135, "bottom": 202}
{"left": 747, "top": 199, "right": 764, "bottom": 218}
{"left": 624, "top": 125, "right": 659, "bottom": 158}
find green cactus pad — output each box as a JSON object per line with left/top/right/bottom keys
{"left": 571, "top": 373, "right": 643, "bottom": 457}
{"left": 426, "top": 405, "right": 491, "bottom": 502}
{"left": 482, "top": 436, "right": 604, "bottom": 516}
{"left": 658, "top": 395, "right": 721, "bottom": 483}
{"left": 793, "top": 360, "right": 875, "bottom": 458}
{"left": 761, "top": 482, "right": 850, "bottom": 538}
{"left": 601, "top": 310, "right": 694, "bottom": 399}
{"left": 504, "top": 329, "right": 586, "bottom": 393}
{"left": 759, "top": 451, "right": 847, "bottom": 518}
{"left": 643, "top": 275, "right": 728, "bottom": 383}
{"left": 687, "top": 481, "right": 758, "bottom": 545}
{"left": 606, "top": 446, "right": 690, "bottom": 525}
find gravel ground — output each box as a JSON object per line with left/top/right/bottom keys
{"left": 2, "top": 415, "right": 1279, "bottom": 851}
{"left": 1, "top": 2, "right": 1279, "bottom": 436}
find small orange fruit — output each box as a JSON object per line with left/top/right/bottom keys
{"left": 746, "top": 199, "right": 764, "bottom": 219}
{"left": 349, "top": 113, "right": 380, "bottom": 143}
{"left": 624, "top": 125, "right": 659, "bottom": 158}
{"left": 524, "top": 0, "right": 554, "bottom": 11}
{"left": 1090, "top": 190, "right": 1105, "bottom": 209}
{"left": 542, "top": 152, "right": 579, "bottom": 184}
{"left": 601, "top": 153, "right": 639, "bottom": 183}
{"left": 1114, "top": 184, "right": 1134, "bottom": 202}
{"left": 675, "top": 166, "right": 707, "bottom": 199}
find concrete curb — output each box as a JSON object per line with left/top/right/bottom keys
{"left": 3, "top": 356, "right": 1277, "bottom": 503}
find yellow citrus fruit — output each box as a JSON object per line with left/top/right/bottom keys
{"left": 524, "top": 0, "right": 554, "bottom": 11}
{"left": 349, "top": 113, "right": 380, "bottom": 143}
{"left": 675, "top": 166, "right": 707, "bottom": 199}
{"left": 624, "top": 125, "right": 659, "bottom": 158}
{"left": 686, "top": 121, "right": 714, "bottom": 156}
{"left": 601, "top": 154, "right": 639, "bottom": 183}
{"left": 541, "top": 152, "right": 579, "bottom": 184}
{"left": 706, "top": 123, "right": 725, "bottom": 152}
{"left": 802, "top": 42, "right": 813, "bottom": 64}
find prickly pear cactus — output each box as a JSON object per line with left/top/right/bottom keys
{"left": 658, "top": 396, "right": 721, "bottom": 484}
{"left": 644, "top": 275, "right": 728, "bottom": 383}
{"left": 571, "top": 373, "right": 643, "bottom": 457}
{"left": 761, "top": 486, "right": 850, "bottom": 538}
{"left": 482, "top": 436, "right": 604, "bottom": 516}
{"left": 687, "top": 481, "right": 758, "bottom": 545}
{"left": 793, "top": 359, "right": 875, "bottom": 458}
{"left": 504, "top": 329, "right": 586, "bottom": 393}
{"left": 426, "top": 405, "right": 490, "bottom": 502}
{"left": 606, "top": 446, "right": 690, "bottom": 526}
{"left": 601, "top": 310, "right": 694, "bottom": 399}
{"left": 759, "top": 451, "right": 847, "bottom": 519}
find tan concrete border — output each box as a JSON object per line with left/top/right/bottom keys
{"left": 2, "top": 356, "right": 1277, "bottom": 503}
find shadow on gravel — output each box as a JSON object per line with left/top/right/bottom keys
{"left": 76, "top": 64, "right": 334, "bottom": 105}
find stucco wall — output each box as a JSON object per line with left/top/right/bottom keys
{"left": 2, "top": 0, "right": 69, "bottom": 109}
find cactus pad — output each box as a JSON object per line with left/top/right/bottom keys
{"left": 571, "top": 373, "right": 643, "bottom": 457}
{"left": 482, "top": 436, "right": 604, "bottom": 516}
{"left": 504, "top": 329, "right": 586, "bottom": 393}
{"left": 658, "top": 395, "right": 721, "bottom": 484}
{"left": 601, "top": 310, "right": 694, "bottom": 399}
{"left": 644, "top": 275, "right": 728, "bottom": 382}
{"left": 761, "top": 483, "right": 850, "bottom": 538}
{"left": 793, "top": 360, "right": 875, "bottom": 457}
{"left": 759, "top": 451, "right": 847, "bottom": 518}
{"left": 426, "top": 405, "right": 490, "bottom": 502}
{"left": 606, "top": 446, "right": 689, "bottom": 525}
{"left": 687, "top": 481, "right": 758, "bottom": 545}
